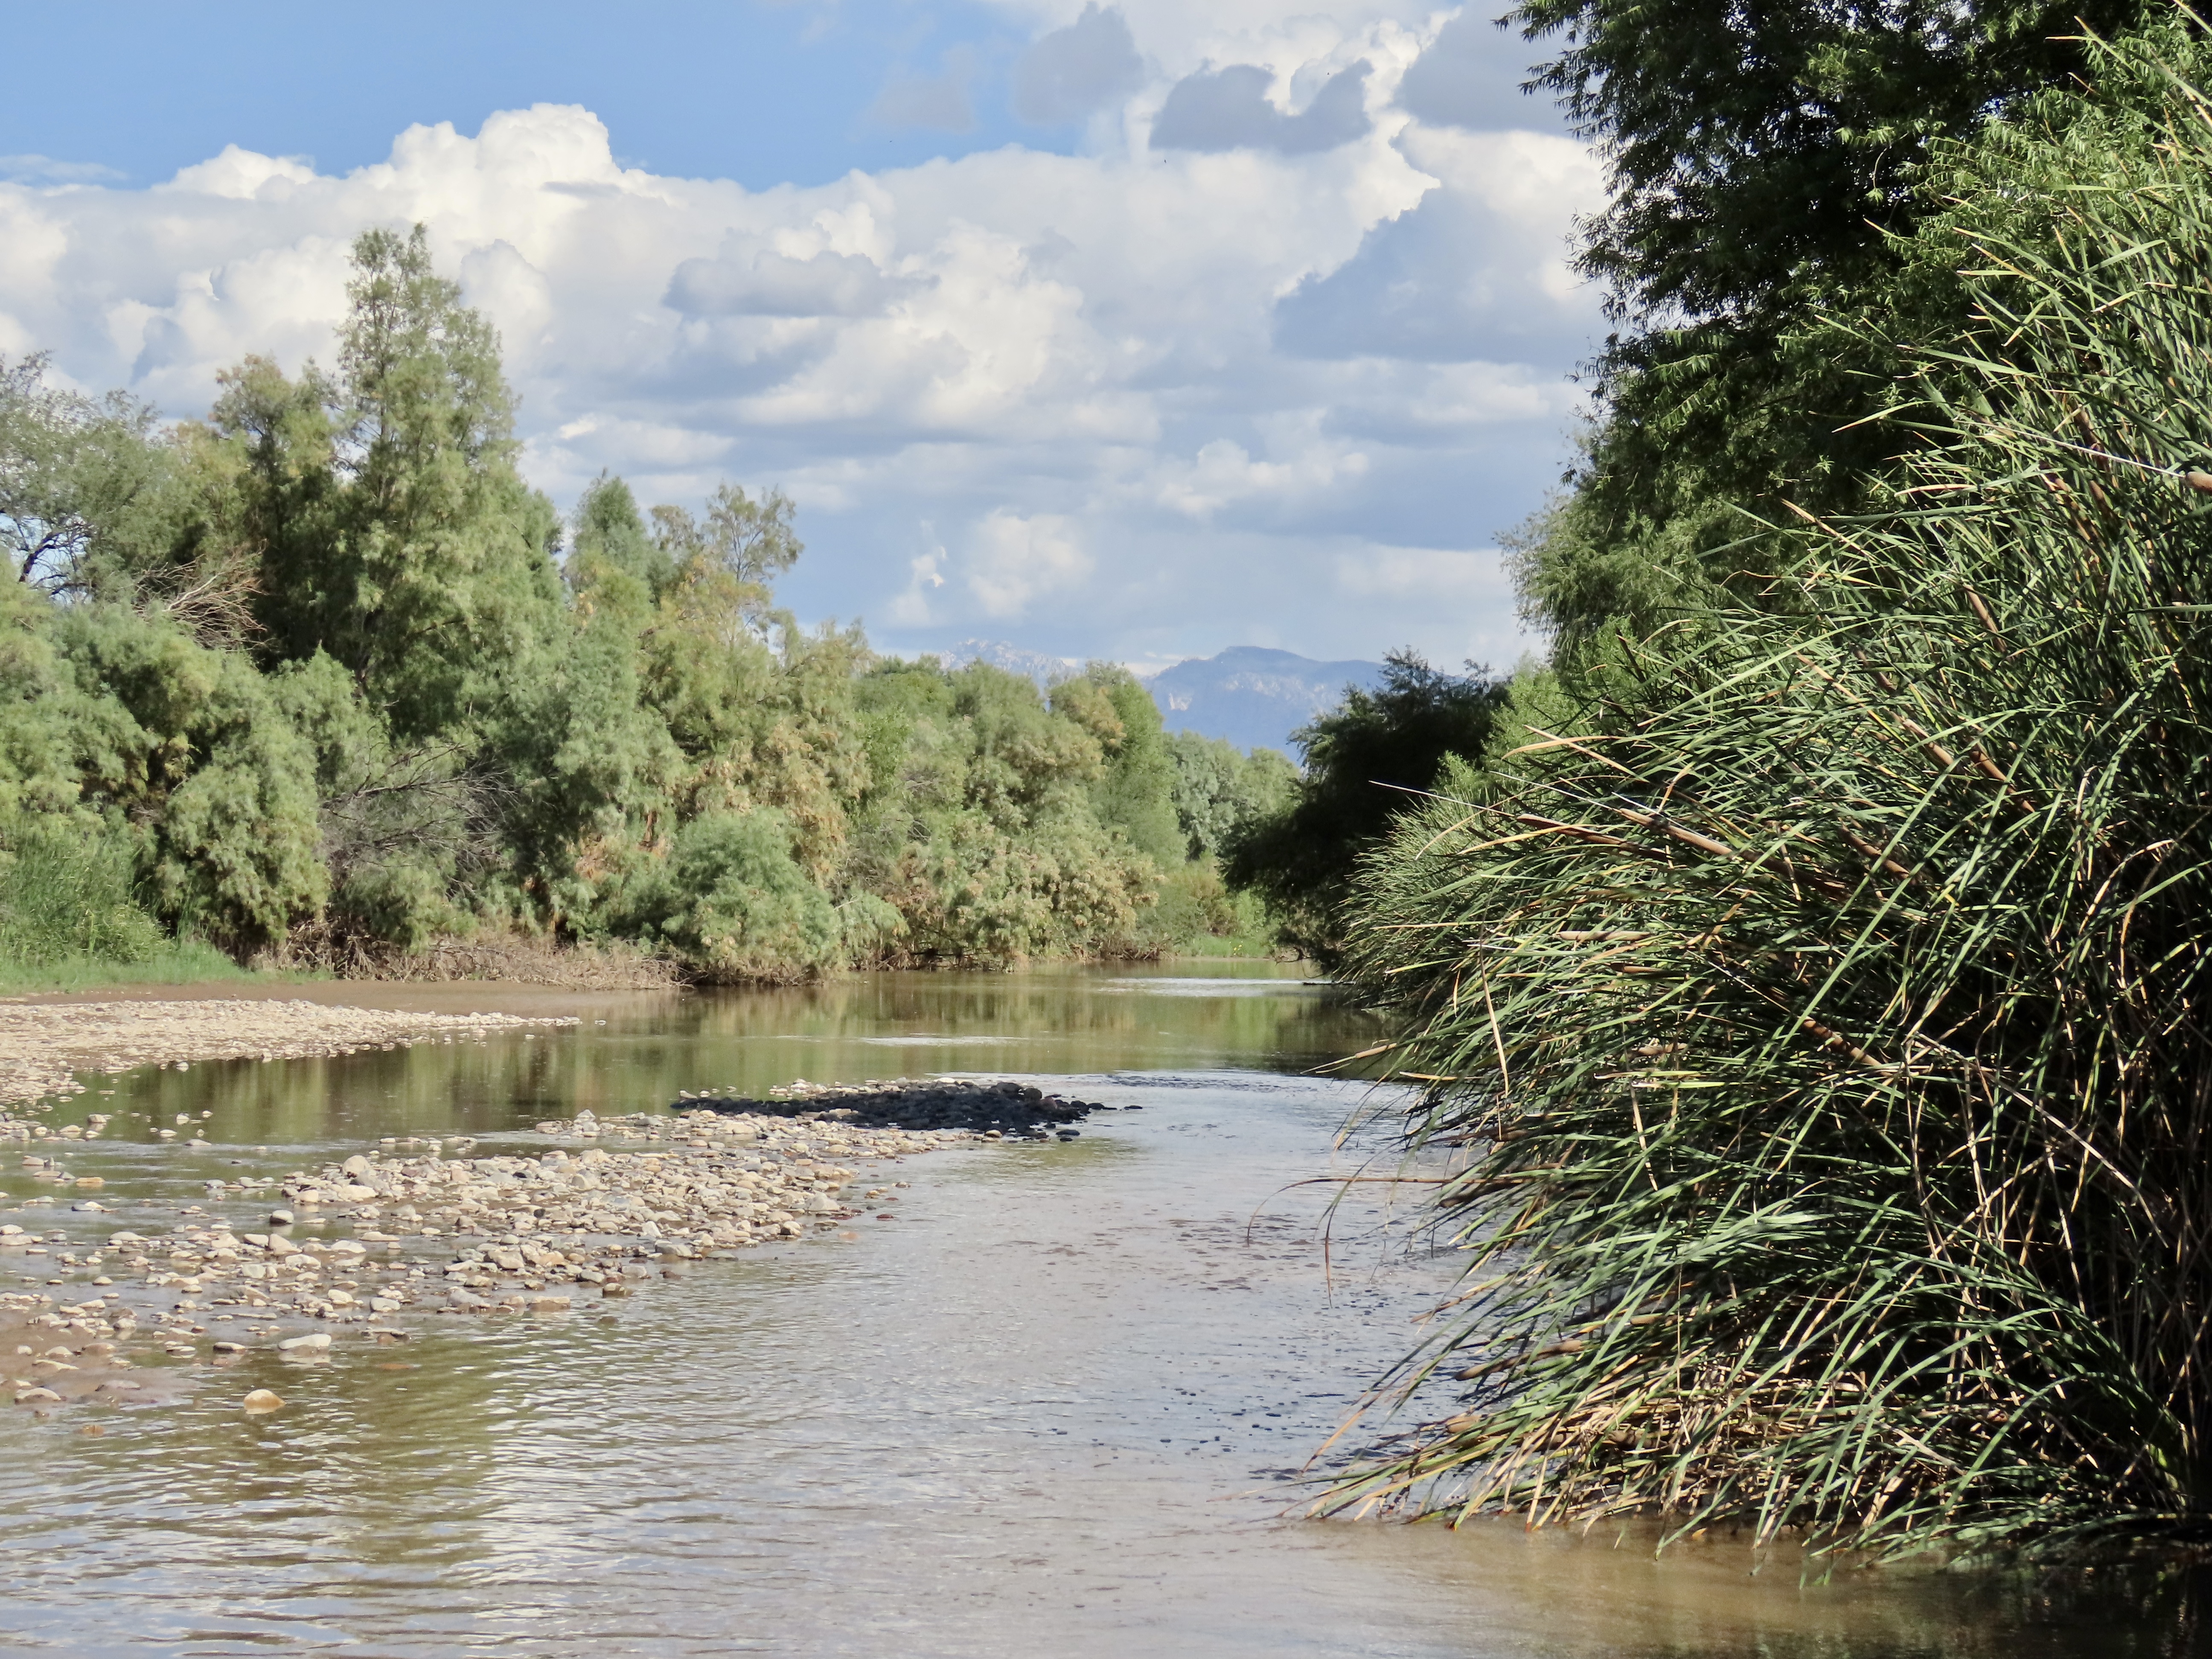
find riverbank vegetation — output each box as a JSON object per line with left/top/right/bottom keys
{"left": 0, "top": 230, "right": 1291, "bottom": 988}
{"left": 1333, "top": 15, "right": 2212, "bottom": 1559}
{"left": 1222, "top": 652, "right": 1508, "bottom": 961}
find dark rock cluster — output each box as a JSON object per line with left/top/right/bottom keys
{"left": 683, "top": 1078, "right": 1124, "bottom": 1138}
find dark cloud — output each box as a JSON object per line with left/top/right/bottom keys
{"left": 1152, "top": 61, "right": 1371, "bottom": 155}
{"left": 1013, "top": 5, "right": 1144, "bottom": 125}
{"left": 1396, "top": 12, "right": 1563, "bottom": 133}
{"left": 1272, "top": 189, "right": 1594, "bottom": 364}
{"left": 664, "top": 250, "right": 908, "bottom": 318}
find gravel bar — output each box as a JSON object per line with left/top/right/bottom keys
{"left": 0, "top": 999, "right": 579, "bottom": 1110}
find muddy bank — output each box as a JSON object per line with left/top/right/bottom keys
{"left": 0, "top": 999, "right": 580, "bottom": 1111}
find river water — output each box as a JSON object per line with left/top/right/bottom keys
{"left": 0, "top": 963, "right": 2200, "bottom": 1656}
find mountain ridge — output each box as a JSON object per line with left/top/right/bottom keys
{"left": 932, "top": 640, "right": 1385, "bottom": 755}
{"left": 1146, "top": 645, "right": 1385, "bottom": 754}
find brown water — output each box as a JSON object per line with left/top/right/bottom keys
{"left": 0, "top": 963, "right": 2201, "bottom": 1656}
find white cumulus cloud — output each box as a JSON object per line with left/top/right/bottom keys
{"left": 967, "top": 511, "right": 1093, "bottom": 617}
{"left": 0, "top": 4, "right": 1604, "bottom": 668}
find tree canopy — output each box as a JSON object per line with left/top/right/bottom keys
{"left": 0, "top": 227, "right": 1288, "bottom": 979}
{"left": 1224, "top": 651, "right": 1507, "bottom": 957}
{"left": 1508, "top": 0, "right": 2169, "bottom": 666}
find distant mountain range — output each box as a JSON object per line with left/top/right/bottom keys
{"left": 937, "top": 639, "right": 1080, "bottom": 685}
{"left": 935, "top": 640, "right": 1384, "bottom": 757}
{"left": 1147, "top": 646, "right": 1384, "bottom": 755}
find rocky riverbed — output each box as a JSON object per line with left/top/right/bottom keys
{"left": 3, "top": 1076, "right": 1135, "bottom": 1412}
{"left": 0, "top": 998, "right": 579, "bottom": 1110}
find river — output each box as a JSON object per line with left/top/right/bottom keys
{"left": 0, "top": 963, "right": 2199, "bottom": 1656}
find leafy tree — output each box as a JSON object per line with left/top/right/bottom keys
{"left": 268, "top": 650, "right": 466, "bottom": 952}
{"left": 568, "top": 474, "right": 670, "bottom": 599}
{"left": 1054, "top": 666, "right": 1183, "bottom": 864}
{"left": 0, "top": 226, "right": 1235, "bottom": 982}
{"left": 55, "top": 601, "right": 326, "bottom": 949}
{"left": 0, "top": 355, "right": 178, "bottom": 594}
{"left": 605, "top": 809, "right": 847, "bottom": 983}
{"left": 218, "top": 226, "right": 564, "bottom": 740}
{"left": 1508, "top": 0, "right": 2163, "bottom": 663}
{"left": 1166, "top": 730, "right": 1296, "bottom": 862}
{"left": 0, "top": 577, "right": 81, "bottom": 822}
{"left": 840, "top": 658, "right": 1173, "bottom": 964}
{"left": 1225, "top": 652, "right": 1507, "bottom": 957}
{"left": 648, "top": 482, "right": 801, "bottom": 638}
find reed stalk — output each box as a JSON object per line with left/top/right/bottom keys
{"left": 1330, "top": 30, "right": 2212, "bottom": 1558}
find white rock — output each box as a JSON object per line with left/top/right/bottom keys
{"left": 276, "top": 1333, "right": 331, "bottom": 1353}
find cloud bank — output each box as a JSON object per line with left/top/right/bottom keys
{"left": 0, "top": 2, "right": 1599, "bottom": 671}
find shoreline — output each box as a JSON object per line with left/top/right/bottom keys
{"left": 0, "top": 998, "right": 586, "bottom": 1113}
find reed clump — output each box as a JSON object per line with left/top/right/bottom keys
{"left": 1330, "top": 31, "right": 2212, "bottom": 1559}
{"left": 0, "top": 819, "right": 164, "bottom": 969}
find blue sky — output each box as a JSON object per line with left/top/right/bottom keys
{"left": 7, "top": 3, "right": 1073, "bottom": 188}
{"left": 0, "top": 1, "right": 1597, "bottom": 671}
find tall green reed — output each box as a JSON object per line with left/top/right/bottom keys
{"left": 0, "top": 819, "right": 165, "bottom": 969}
{"left": 1331, "top": 32, "right": 2212, "bottom": 1557}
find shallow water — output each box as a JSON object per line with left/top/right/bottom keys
{"left": 1, "top": 965, "right": 2202, "bottom": 1656}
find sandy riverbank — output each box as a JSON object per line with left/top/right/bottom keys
{"left": 0, "top": 998, "right": 582, "bottom": 1111}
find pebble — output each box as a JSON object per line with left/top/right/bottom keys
{"left": 0, "top": 1075, "right": 1119, "bottom": 1377}
{"left": 241, "top": 1389, "right": 283, "bottom": 1412}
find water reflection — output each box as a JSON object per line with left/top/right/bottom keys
{"left": 30, "top": 962, "right": 1375, "bottom": 1149}
{"left": 0, "top": 968, "right": 2198, "bottom": 1655}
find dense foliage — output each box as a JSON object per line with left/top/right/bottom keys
{"left": 0, "top": 229, "right": 1290, "bottom": 981}
{"left": 1336, "top": 27, "right": 2212, "bottom": 1556}
{"left": 1223, "top": 651, "right": 1507, "bottom": 957}
{"left": 1504, "top": 0, "right": 2165, "bottom": 669}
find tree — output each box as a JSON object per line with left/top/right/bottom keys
{"left": 648, "top": 482, "right": 801, "bottom": 641}
{"left": 1054, "top": 666, "right": 1184, "bottom": 865}
{"left": 1224, "top": 651, "right": 1506, "bottom": 957}
{"left": 1508, "top": 0, "right": 2163, "bottom": 663}
{"left": 224, "top": 225, "right": 563, "bottom": 739}
{"left": 1165, "top": 730, "right": 1296, "bottom": 862}
{"left": 0, "top": 355, "right": 178, "bottom": 595}
{"left": 0, "top": 221, "right": 1225, "bottom": 981}
{"left": 568, "top": 473, "right": 670, "bottom": 599}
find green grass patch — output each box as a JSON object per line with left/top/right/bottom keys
{"left": 0, "top": 941, "right": 263, "bottom": 995}
{"left": 0, "top": 816, "right": 311, "bottom": 995}
{"left": 1331, "top": 32, "right": 2212, "bottom": 1562}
